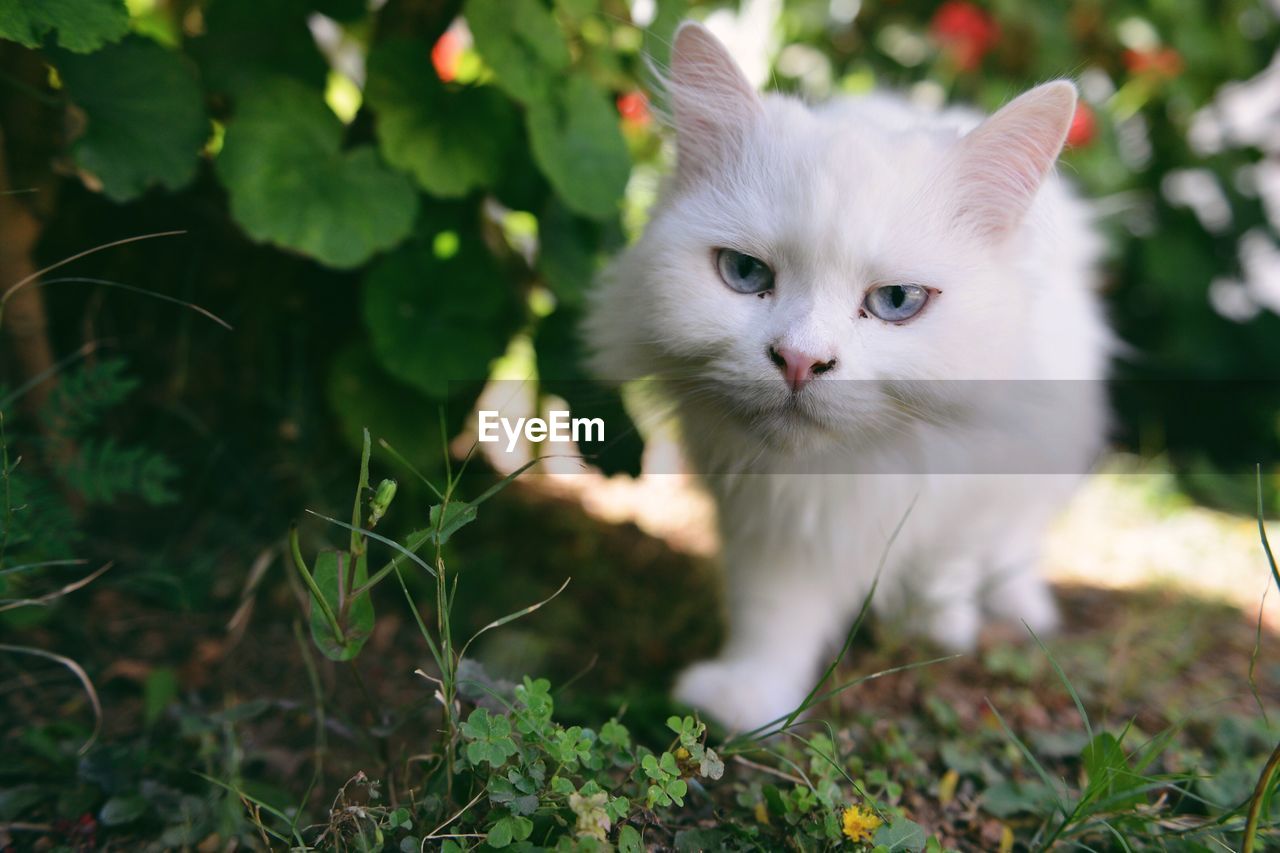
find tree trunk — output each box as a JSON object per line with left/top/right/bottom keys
{"left": 0, "top": 42, "right": 61, "bottom": 419}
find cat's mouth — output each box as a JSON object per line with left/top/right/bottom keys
{"left": 732, "top": 387, "right": 844, "bottom": 442}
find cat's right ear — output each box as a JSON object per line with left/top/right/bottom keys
{"left": 668, "top": 22, "right": 762, "bottom": 185}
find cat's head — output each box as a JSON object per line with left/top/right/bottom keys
{"left": 586, "top": 22, "right": 1080, "bottom": 451}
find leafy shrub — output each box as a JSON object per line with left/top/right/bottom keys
{"left": 3, "top": 0, "right": 1277, "bottom": 507}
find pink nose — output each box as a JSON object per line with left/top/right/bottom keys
{"left": 768, "top": 345, "right": 837, "bottom": 392}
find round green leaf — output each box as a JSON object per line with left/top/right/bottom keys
{"left": 216, "top": 78, "right": 418, "bottom": 269}
{"left": 192, "top": 0, "right": 328, "bottom": 96}
{"left": 527, "top": 75, "right": 630, "bottom": 220}
{"left": 466, "top": 0, "right": 570, "bottom": 103}
{"left": 327, "top": 343, "right": 452, "bottom": 476}
{"left": 366, "top": 39, "right": 520, "bottom": 198}
{"left": 0, "top": 0, "right": 128, "bottom": 52}
{"left": 55, "top": 39, "right": 207, "bottom": 202}
{"left": 362, "top": 228, "right": 518, "bottom": 398}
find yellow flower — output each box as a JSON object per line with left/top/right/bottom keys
{"left": 841, "top": 804, "right": 883, "bottom": 844}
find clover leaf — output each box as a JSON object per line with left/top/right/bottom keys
{"left": 461, "top": 708, "right": 519, "bottom": 769}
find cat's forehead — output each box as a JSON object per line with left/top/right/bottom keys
{"left": 695, "top": 99, "right": 957, "bottom": 266}
{"left": 759, "top": 98, "right": 950, "bottom": 200}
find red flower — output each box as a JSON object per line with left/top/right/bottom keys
{"left": 1066, "top": 101, "right": 1096, "bottom": 147}
{"left": 616, "top": 90, "right": 651, "bottom": 128}
{"left": 930, "top": 1, "right": 1000, "bottom": 72}
{"left": 1123, "top": 47, "right": 1183, "bottom": 79}
{"left": 432, "top": 30, "right": 463, "bottom": 82}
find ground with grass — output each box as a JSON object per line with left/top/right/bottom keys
{"left": 3, "top": 467, "right": 1280, "bottom": 851}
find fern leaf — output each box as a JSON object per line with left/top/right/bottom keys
{"left": 40, "top": 358, "right": 140, "bottom": 436}
{"left": 56, "top": 438, "right": 178, "bottom": 506}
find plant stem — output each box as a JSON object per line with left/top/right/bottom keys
{"left": 1243, "top": 739, "right": 1280, "bottom": 853}
{"left": 289, "top": 525, "right": 345, "bottom": 647}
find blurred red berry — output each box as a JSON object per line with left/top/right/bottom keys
{"left": 1066, "top": 101, "right": 1096, "bottom": 147}
{"left": 432, "top": 30, "right": 462, "bottom": 82}
{"left": 616, "top": 91, "right": 651, "bottom": 128}
{"left": 1123, "top": 47, "right": 1184, "bottom": 79}
{"left": 930, "top": 1, "right": 1000, "bottom": 72}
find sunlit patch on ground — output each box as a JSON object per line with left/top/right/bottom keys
{"left": 484, "top": 412, "right": 1279, "bottom": 629}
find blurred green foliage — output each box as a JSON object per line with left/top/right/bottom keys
{"left": 1, "top": 0, "right": 1279, "bottom": 528}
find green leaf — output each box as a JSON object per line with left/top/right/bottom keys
{"left": 1082, "top": 731, "right": 1125, "bottom": 785}
{"left": 54, "top": 39, "right": 207, "bottom": 202}
{"left": 599, "top": 719, "right": 630, "bottom": 750}
{"left": 362, "top": 226, "right": 517, "bottom": 398}
{"left": 1081, "top": 731, "right": 1143, "bottom": 808}
{"left": 56, "top": 437, "right": 179, "bottom": 505}
{"left": 617, "top": 824, "right": 643, "bottom": 853}
{"left": 192, "top": 0, "right": 327, "bottom": 96}
{"left": 427, "top": 501, "right": 477, "bottom": 545}
{"left": 516, "top": 676, "right": 554, "bottom": 720}
{"left": 487, "top": 815, "right": 513, "bottom": 849}
{"left": 216, "top": 77, "right": 418, "bottom": 269}
{"left": 556, "top": 0, "right": 596, "bottom": 18}
{"left": 536, "top": 199, "right": 618, "bottom": 307}
{"left": 99, "top": 794, "right": 148, "bottom": 826}
{"left": 980, "top": 779, "right": 1056, "bottom": 818}
{"left": 462, "top": 708, "right": 518, "bottom": 769}
{"left": 40, "top": 356, "right": 139, "bottom": 436}
{"left": 0, "top": 0, "right": 128, "bottom": 52}
{"left": 466, "top": 0, "right": 570, "bottom": 103}
{"left": 367, "top": 39, "right": 520, "bottom": 198}
{"left": 873, "top": 819, "right": 927, "bottom": 852}
{"left": 327, "top": 344, "right": 455, "bottom": 477}
{"left": 308, "top": 550, "right": 374, "bottom": 661}
{"left": 527, "top": 75, "right": 630, "bottom": 220}
{"left": 486, "top": 814, "right": 532, "bottom": 849}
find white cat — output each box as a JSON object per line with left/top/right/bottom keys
{"left": 584, "top": 22, "right": 1112, "bottom": 732}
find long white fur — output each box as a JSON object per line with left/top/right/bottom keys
{"left": 583, "top": 22, "right": 1112, "bottom": 732}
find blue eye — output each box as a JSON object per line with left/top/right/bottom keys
{"left": 864, "top": 283, "right": 929, "bottom": 322}
{"left": 715, "top": 249, "right": 774, "bottom": 294}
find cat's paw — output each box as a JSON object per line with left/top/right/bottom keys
{"left": 922, "top": 600, "right": 982, "bottom": 653}
{"left": 672, "top": 658, "right": 807, "bottom": 734}
{"left": 985, "top": 573, "right": 1060, "bottom": 639}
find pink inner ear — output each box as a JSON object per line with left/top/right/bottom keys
{"left": 947, "top": 82, "right": 1077, "bottom": 240}
{"left": 668, "top": 23, "right": 762, "bottom": 184}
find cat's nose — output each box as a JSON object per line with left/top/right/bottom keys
{"left": 768, "top": 345, "right": 837, "bottom": 392}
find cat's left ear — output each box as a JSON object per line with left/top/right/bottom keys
{"left": 667, "top": 21, "right": 763, "bottom": 185}
{"left": 947, "top": 81, "right": 1077, "bottom": 241}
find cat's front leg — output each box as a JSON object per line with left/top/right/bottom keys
{"left": 982, "top": 561, "right": 1060, "bottom": 639}
{"left": 899, "top": 558, "right": 985, "bottom": 653}
{"left": 673, "top": 550, "right": 847, "bottom": 733}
